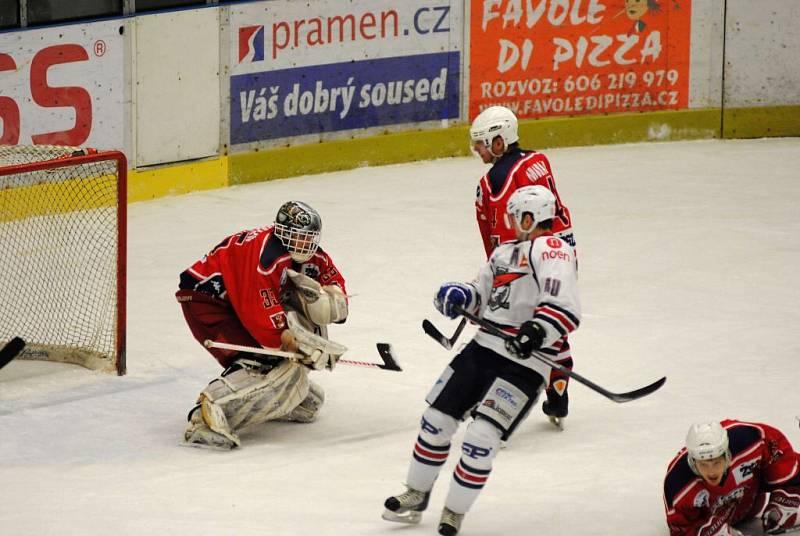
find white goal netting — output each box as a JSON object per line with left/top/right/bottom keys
{"left": 0, "top": 145, "right": 126, "bottom": 374}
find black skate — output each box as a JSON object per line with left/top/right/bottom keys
{"left": 542, "top": 390, "right": 568, "bottom": 430}
{"left": 438, "top": 507, "right": 464, "bottom": 535}
{"left": 382, "top": 487, "right": 430, "bottom": 524}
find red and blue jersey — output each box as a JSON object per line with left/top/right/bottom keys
{"left": 475, "top": 146, "right": 574, "bottom": 258}
{"left": 664, "top": 420, "right": 800, "bottom": 536}
{"left": 178, "top": 225, "right": 346, "bottom": 349}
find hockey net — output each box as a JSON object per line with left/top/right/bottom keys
{"left": 0, "top": 145, "right": 127, "bottom": 375}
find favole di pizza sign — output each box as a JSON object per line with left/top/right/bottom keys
{"left": 469, "top": 0, "right": 691, "bottom": 120}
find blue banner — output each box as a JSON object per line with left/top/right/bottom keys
{"left": 230, "top": 51, "right": 460, "bottom": 144}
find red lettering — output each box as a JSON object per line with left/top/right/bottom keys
{"left": 260, "top": 288, "right": 279, "bottom": 308}
{"left": 546, "top": 237, "right": 562, "bottom": 249}
{"left": 0, "top": 53, "right": 20, "bottom": 144}
{"left": 541, "top": 250, "right": 571, "bottom": 262}
{"left": 30, "top": 44, "right": 92, "bottom": 146}
{"left": 320, "top": 266, "right": 339, "bottom": 284}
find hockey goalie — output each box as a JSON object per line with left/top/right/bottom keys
{"left": 175, "top": 201, "right": 348, "bottom": 450}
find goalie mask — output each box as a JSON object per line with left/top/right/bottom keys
{"left": 274, "top": 201, "right": 322, "bottom": 263}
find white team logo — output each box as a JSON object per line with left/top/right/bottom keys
{"left": 693, "top": 489, "right": 710, "bottom": 508}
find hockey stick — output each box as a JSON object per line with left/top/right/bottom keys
{"left": 451, "top": 305, "right": 666, "bottom": 403}
{"left": 203, "top": 340, "right": 402, "bottom": 372}
{"left": 422, "top": 317, "right": 467, "bottom": 350}
{"left": 0, "top": 337, "right": 26, "bottom": 372}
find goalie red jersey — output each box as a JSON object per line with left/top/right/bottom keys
{"left": 475, "top": 148, "right": 574, "bottom": 258}
{"left": 177, "top": 225, "right": 346, "bottom": 351}
{"left": 664, "top": 419, "right": 800, "bottom": 536}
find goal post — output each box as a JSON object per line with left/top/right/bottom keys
{"left": 0, "top": 145, "right": 127, "bottom": 375}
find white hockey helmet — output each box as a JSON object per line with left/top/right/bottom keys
{"left": 470, "top": 106, "right": 519, "bottom": 150}
{"left": 685, "top": 422, "right": 731, "bottom": 474}
{"left": 506, "top": 185, "right": 556, "bottom": 234}
{"left": 274, "top": 201, "right": 322, "bottom": 263}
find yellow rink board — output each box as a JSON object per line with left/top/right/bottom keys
{"left": 2, "top": 106, "right": 796, "bottom": 207}
{"left": 0, "top": 174, "right": 117, "bottom": 221}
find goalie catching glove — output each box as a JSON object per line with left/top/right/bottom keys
{"left": 286, "top": 269, "right": 348, "bottom": 325}
{"left": 282, "top": 310, "right": 347, "bottom": 370}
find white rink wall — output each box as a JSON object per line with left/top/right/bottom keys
{"left": 1, "top": 1, "right": 799, "bottom": 174}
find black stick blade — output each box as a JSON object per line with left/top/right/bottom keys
{"left": 605, "top": 376, "right": 667, "bottom": 403}
{"left": 376, "top": 343, "right": 403, "bottom": 372}
{"left": 0, "top": 337, "right": 26, "bottom": 371}
{"left": 422, "top": 317, "right": 466, "bottom": 350}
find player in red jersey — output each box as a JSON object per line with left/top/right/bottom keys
{"left": 664, "top": 420, "right": 800, "bottom": 536}
{"left": 176, "top": 201, "right": 349, "bottom": 449}
{"left": 471, "top": 106, "right": 576, "bottom": 427}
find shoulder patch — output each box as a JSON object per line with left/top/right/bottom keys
{"left": 664, "top": 452, "right": 698, "bottom": 507}
{"left": 260, "top": 232, "right": 289, "bottom": 270}
{"left": 727, "top": 423, "right": 763, "bottom": 458}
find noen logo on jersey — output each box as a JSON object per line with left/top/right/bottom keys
{"left": 239, "top": 25, "right": 265, "bottom": 63}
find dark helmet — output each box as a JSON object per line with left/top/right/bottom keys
{"left": 274, "top": 201, "right": 322, "bottom": 262}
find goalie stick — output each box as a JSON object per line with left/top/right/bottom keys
{"left": 203, "top": 340, "right": 402, "bottom": 372}
{"left": 0, "top": 337, "right": 26, "bottom": 372}
{"left": 422, "top": 317, "right": 467, "bottom": 350}
{"left": 428, "top": 306, "right": 665, "bottom": 403}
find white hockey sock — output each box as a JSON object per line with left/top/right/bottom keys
{"left": 444, "top": 418, "right": 502, "bottom": 514}
{"left": 406, "top": 407, "right": 459, "bottom": 493}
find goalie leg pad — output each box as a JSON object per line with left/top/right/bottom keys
{"left": 284, "top": 380, "right": 325, "bottom": 423}
{"left": 198, "top": 360, "right": 310, "bottom": 435}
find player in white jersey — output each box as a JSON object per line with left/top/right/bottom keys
{"left": 382, "top": 186, "right": 580, "bottom": 535}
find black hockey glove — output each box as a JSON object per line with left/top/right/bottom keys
{"left": 505, "top": 321, "right": 545, "bottom": 358}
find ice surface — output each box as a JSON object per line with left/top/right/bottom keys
{"left": 1, "top": 138, "right": 799, "bottom": 535}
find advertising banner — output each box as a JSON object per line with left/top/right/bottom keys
{"left": 0, "top": 21, "right": 124, "bottom": 149}
{"left": 230, "top": 1, "right": 462, "bottom": 144}
{"left": 469, "top": 0, "right": 691, "bottom": 120}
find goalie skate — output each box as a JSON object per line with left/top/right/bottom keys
{"left": 182, "top": 406, "right": 237, "bottom": 451}
{"left": 382, "top": 487, "right": 430, "bottom": 525}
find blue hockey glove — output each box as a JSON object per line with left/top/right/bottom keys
{"left": 434, "top": 282, "right": 473, "bottom": 319}
{"left": 505, "top": 321, "right": 546, "bottom": 358}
